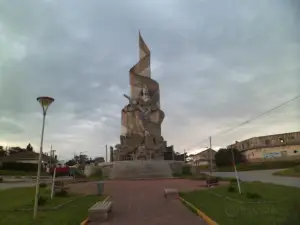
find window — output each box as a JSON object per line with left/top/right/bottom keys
{"left": 278, "top": 137, "right": 284, "bottom": 143}
{"left": 288, "top": 136, "right": 295, "bottom": 140}
{"left": 265, "top": 140, "right": 270, "bottom": 145}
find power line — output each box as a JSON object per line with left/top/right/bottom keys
{"left": 186, "top": 93, "right": 300, "bottom": 153}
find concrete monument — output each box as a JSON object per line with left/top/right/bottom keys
{"left": 114, "top": 32, "right": 167, "bottom": 160}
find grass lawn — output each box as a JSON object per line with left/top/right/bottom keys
{"left": 180, "top": 182, "right": 300, "bottom": 225}
{"left": 217, "top": 160, "right": 300, "bottom": 172}
{"left": 273, "top": 166, "right": 300, "bottom": 178}
{"left": 173, "top": 172, "right": 234, "bottom": 181}
{"left": 0, "top": 186, "right": 104, "bottom": 225}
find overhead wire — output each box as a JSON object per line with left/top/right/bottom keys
{"left": 186, "top": 93, "right": 300, "bottom": 153}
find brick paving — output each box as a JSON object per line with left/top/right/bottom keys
{"left": 68, "top": 179, "right": 222, "bottom": 225}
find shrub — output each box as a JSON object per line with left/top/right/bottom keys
{"left": 182, "top": 165, "right": 192, "bottom": 175}
{"left": 246, "top": 192, "right": 262, "bottom": 199}
{"left": 230, "top": 178, "right": 237, "bottom": 183}
{"left": 55, "top": 188, "right": 68, "bottom": 197}
{"left": 227, "top": 186, "right": 236, "bottom": 193}
{"left": 172, "top": 172, "right": 181, "bottom": 177}
{"left": 37, "top": 196, "right": 48, "bottom": 206}
{"left": 39, "top": 183, "right": 47, "bottom": 188}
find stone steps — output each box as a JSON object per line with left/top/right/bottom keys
{"left": 110, "top": 160, "right": 173, "bottom": 180}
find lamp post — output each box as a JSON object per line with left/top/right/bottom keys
{"left": 33, "top": 96, "right": 54, "bottom": 219}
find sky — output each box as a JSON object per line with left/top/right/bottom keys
{"left": 0, "top": 0, "right": 299, "bottom": 159}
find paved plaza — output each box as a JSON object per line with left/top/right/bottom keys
{"left": 68, "top": 179, "right": 216, "bottom": 225}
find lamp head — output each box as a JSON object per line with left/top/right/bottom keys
{"left": 37, "top": 96, "right": 54, "bottom": 114}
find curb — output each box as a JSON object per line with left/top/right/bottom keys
{"left": 178, "top": 196, "right": 218, "bottom": 225}
{"left": 80, "top": 218, "right": 89, "bottom": 225}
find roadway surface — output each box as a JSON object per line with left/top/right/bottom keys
{"left": 205, "top": 169, "right": 300, "bottom": 188}
{"left": 0, "top": 177, "right": 72, "bottom": 190}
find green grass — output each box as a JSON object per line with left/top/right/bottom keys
{"left": 0, "top": 186, "right": 105, "bottom": 225}
{"left": 180, "top": 182, "right": 300, "bottom": 225}
{"left": 217, "top": 160, "right": 300, "bottom": 172}
{"left": 173, "top": 172, "right": 234, "bottom": 181}
{"left": 0, "top": 170, "right": 48, "bottom": 176}
{"left": 273, "top": 165, "right": 300, "bottom": 177}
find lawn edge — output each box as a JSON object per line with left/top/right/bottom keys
{"left": 272, "top": 171, "right": 300, "bottom": 178}
{"left": 80, "top": 218, "right": 89, "bottom": 225}
{"left": 178, "top": 196, "right": 218, "bottom": 225}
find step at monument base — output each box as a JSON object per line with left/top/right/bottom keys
{"left": 110, "top": 160, "right": 173, "bottom": 180}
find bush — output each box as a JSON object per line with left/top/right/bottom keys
{"left": 230, "top": 178, "right": 237, "bottom": 184}
{"left": 1, "top": 162, "right": 38, "bottom": 171}
{"left": 227, "top": 186, "right": 236, "bottom": 193}
{"left": 55, "top": 188, "right": 68, "bottom": 197}
{"left": 37, "top": 196, "right": 48, "bottom": 206}
{"left": 246, "top": 192, "right": 262, "bottom": 199}
{"left": 172, "top": 172, "right": 182, "bottom": 177}
{"left": 39, "top": 183, "right": 47, "bottom": 188}
{"left": 182, "top": 165, "right": 192, "bottom": 175}
{"left": 0, "top": 176, "right": 3, "bottom": 183}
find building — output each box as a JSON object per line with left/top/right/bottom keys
{"left": 189, "top": 148, "right": 216, "bottom": 166}
{"left": 227, "top": 131, "right": 300, "bottom": 161}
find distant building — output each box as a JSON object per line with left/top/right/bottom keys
{"left": 189, "top": 148, "right": 216, "bottom": 166}
{"left": 227, "top": 131, "right": 300, "bottom": 161}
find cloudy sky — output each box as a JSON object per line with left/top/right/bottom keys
{"left": 0, "top": 0, "right": 299, "bottom": 159}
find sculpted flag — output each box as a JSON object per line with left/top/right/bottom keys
{"left": 139, "top": 31, "right": 150, "bottom": 58}
{"left": 121, "top": 110, "right": 127, "bottom": 127}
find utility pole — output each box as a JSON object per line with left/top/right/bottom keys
{"left": 231, "top": 148, "right": 242, "bottom": 194}
{"left": 105, "top": 145, "right": 108, "bottom": 162}
{"left": 49, "top": 145, "right": 56, "bottom": 168}
{"left": 49, "top": 145, "right": 52, "bottom": 168}
{"left": 209, "top": 136, "right": 212, "bottom": 176}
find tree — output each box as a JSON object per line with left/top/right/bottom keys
{"left": 74, "top": 154, "right": 89, "bottom": 164}
{"left": 94, "top": 157, "right": 105, "bottom": 164}
{"left": 215, "top": 148, "right": 244, "bottom": 167}
{"left": 65, "top": 159, "right": 77, "bottom": 166}
{"left": 8, "top": 146, "right": 25, "bottom": 155}
{"left": 26, "top": 143, "right": 33, "bottom": 151}
{"left": 0, "top": 146, "right": 6, "bottom": 157}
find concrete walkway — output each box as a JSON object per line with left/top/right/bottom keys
{"left": 69, "top": 179, "right": 210, "bottom": 225}
{"left": 205, "top": 169, "right": 300, "bottom": 188}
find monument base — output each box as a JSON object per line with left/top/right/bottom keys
{"left": 109, "top": 160, "right": 173, "bottom": 180}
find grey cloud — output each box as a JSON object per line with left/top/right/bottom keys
{"left": 0, "top": 0, "right": 299, "bottom": 157}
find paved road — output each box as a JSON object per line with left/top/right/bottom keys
{"left": 206, "top": 169, "right": 300, "bottom": 188}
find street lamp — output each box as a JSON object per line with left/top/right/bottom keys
{"left": 33, "top": 96, "right": 54, "bottom": 219}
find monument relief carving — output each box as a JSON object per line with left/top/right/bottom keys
{"left": 114, "top": 32, "right": 167, "bottom": 161}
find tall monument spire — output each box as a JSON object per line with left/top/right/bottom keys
{"left": 130, "top": 32, "right": 152, "bottom": 99}
{"left": 115, "top": 32, "right": 167, "bottom": 161}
